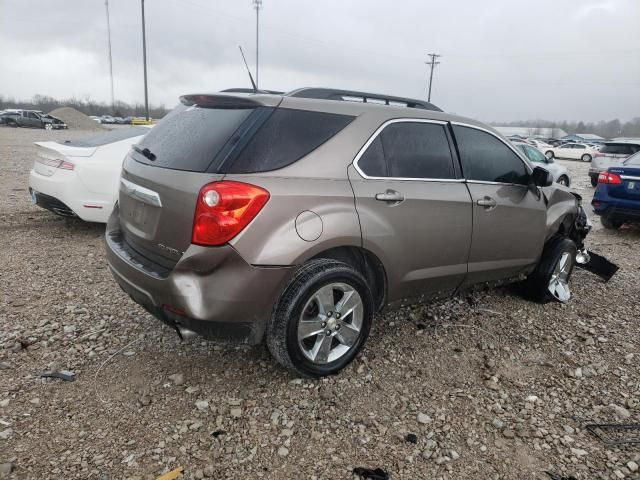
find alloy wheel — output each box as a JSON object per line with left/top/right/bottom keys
{"left": 297, "top": 282, "right": 363, "bottom": 364}
{"left": 548, "top": 252, "right": 573, "bottom": 302}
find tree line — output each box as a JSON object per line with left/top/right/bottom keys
{"left": 0, "top": 94, "right": 170, "bottom": 119}
{"left": 492, "top": 118, "right": 640, "bottom": 139}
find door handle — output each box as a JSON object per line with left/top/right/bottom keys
{"left": 375, "top": 190, "right": 404, "bottom": 203}
{"left": 476, "top": 196, "right": 497, "bottom": 209}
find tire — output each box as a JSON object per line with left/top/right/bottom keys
{"left": 601, "top": 216, "right": 623, "bottom": 230}
{"left": 8, "top": 121, "right": 17, "bottom": 128}
{"left": 267, "top": 259, "right": 374, "bottom": 377}
{"left": 557, "top": 175, "right": 570, "bottom": 187}
{"left": 545, "top": 151, "right": 554, "bottom": 159}
{"left": 590, "top": 176, "right": 598, "bottom": 187}
{"left": 522, "top": 237, "right": 577, "bottom": 303}
{"left": 44, "top": 123, "right": 53, "bottom": 130}
{"left": 581, "top": 154, "right": 592, "bottom": 162}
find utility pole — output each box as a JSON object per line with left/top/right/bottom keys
{"left": 105, "top": 0, "right": 115, "bottom": 113}
{"left": 141, "top": 0, "right": 149, "bottom": 121}
{"left": 425, "top": 53, "right": 441, "bottom": 103}
{"left": 253, "top": 0, "right": 262, "bottom": 88}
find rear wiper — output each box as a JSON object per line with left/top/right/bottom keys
{"left": 132, "top": 144, "right": 156, "bottom": 161}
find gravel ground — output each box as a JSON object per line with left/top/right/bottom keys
{"left": 0, "top": 127, "right": 639, "bottom": 480}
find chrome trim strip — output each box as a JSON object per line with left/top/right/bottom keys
{"left": 120, "top": 178, "right": 162, "bottom": 207}
{"left": 466, "top": 179, "right": 529, "bottom": 188}
{"left": 621, "top": 175, "right": 640, "bottom": 181}
{"left": 352, "top": 118, "right": 458, "bottom": 182}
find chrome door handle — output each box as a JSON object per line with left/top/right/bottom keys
{"left": 477, "top": 196, "right": 497, "bottom": 209}
{"left": 375, "top": 190, "right": 404, "bottom": 203}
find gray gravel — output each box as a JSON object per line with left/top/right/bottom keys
{"left": 1, "top": 127, "right": 639, "bottom": 479}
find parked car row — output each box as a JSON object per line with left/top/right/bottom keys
{"left": 90, "top": 115, "right": 134, "bottom": 125}
{"left": 0, "top": 109, "right": 67, "bottom": 129}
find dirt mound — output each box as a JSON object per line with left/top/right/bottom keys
{"left": 48, "top": 107, "right": 105, "bottom": 131}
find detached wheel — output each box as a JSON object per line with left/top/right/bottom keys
{"left": 581, "top": 154, "right": 592, "bottom": 162}
{"left": 590, "top": 176, "right": 598, "bottom": 187}
{"left": 523, "top": 237, "right": 576, "bottom": 303}
{"left": 557, "top": 175, "right": 570, "bottom": 187}
{"left": 601, "top": 216, "right": 623, "bottom": 230}
{"left": 267, "top": 259, "right": 374, "bottom": 377}
{"left": 545, "top": 151, "right": 554, "bottom": 159}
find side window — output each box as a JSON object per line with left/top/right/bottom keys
{"left": 357, "top": 122, "right": 455, "bottom": 179}
{"left": 575, "top": 145, "right": 586, "bottom": 150}
{"left": 453, "top": 125, "right": 529, "bottom": 185}
{"left": 525, "top": 146, "right": 546, "bottom": 163}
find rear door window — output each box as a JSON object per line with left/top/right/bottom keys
{"left": 357, "top": 122, "right": 455, "bottom": 179}
{"left": 226, "top": 109, "right": 354, "bottom": 173}
{"left": 132, "top": 104, "right": 255, "bottom": 172}
{"left": 453, "top": 125, "right": 529, "bottom": 185}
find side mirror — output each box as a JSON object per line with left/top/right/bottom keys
{"left": 531, "top": 166, "right": 553, "bottom": 187}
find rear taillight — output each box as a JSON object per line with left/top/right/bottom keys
{"left": 598, "top": 172, "right": 623, "bottom": 185}
{"left": 192, "top": 181, "right": 269, "bottom": 246}
{"left": 36, "top": 156, "right": 75, "bottom": 170}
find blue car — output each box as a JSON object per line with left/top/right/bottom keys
{"left": 592, "top": 151, "right": 640, "bottom": 229}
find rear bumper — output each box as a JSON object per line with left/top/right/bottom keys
{"left": 105, "top": 208, "right": 293, "bottom": 344}
{"left": 591, "top": 194, "right": 640, "bottom": 220}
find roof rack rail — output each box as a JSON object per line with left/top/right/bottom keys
{"left": 286, "top": 87, "right": 442, "bottom": 112}
{"left": 221, "top": 88, "right": 284, "bottom": 95}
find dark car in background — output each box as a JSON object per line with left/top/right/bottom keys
{"left": 2, "top": 110, "right": 67, "bottom": 130}
{"left": 592, "top": 151, "right": 640, "bottom": 229}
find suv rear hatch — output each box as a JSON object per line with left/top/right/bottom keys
{"left": 593, "top": 142, "right": 640, "bottom": 173}
{"left": 116, "top": 94, "right": 281, "bottom": 268}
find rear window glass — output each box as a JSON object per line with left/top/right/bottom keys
{"left": 625, "top": 152, "right": 640, "bottom": 166}
{"left": 600, "top": 143, "right": 640, "bottom": 155}
{"left": 133, "top": 104, "right": 254, "bottom": 172}
{"left": 226, "top": 109, "right": 354, "bottom": 173}
{"left": 63, "top": 127, "right": 151, "bottom": 147}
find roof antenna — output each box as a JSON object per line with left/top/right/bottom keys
{"left": 238, "top": 45, "right": 258, "bottom": 93}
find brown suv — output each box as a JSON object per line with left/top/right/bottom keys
{"left": 106, "top": 88, "right": 591, "bottom": 376}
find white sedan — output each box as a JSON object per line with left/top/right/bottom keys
{"left": 28, "top": 127, "right": 151, "bottom": 223}
{"left": 544, "top": 143, "right": 599, "bottom": 162}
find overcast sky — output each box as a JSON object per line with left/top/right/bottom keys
{"left": 1, "top": 0, "right": 639, "bottom": 122}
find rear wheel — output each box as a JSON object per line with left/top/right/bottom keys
{"left": 545, "top": 151, "right": 554, "bottom": 159}
{"left": 581, "top": 154, "right": 592, "bottom": 162}
{"left": 590, "top": 176, "right": 598, "bottom": 187}
{"left": 267, "top": 259, "right": 374, "bottom": 377}
{"left": 557, "top": 175, "right": 570, "bottom": 187}
{"left": 601, "top": 216, "right": 623, "bottom": 230}
{"left": 523, "top": 237, "right": 576, "bottom": 303}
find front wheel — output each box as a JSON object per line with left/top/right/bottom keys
{"left": 522, "top": 237, "right": 577, "bottom": 303}
{"left": 581, "top": 154, "right": 592, "bottom": 162}
{"left": 44, "top": 123, "right": 53, "bottom": 130}
{"left": 267, "top": 259, "right": 374, "bottom": 377}
{"left": 601, "top": 216, "right": 623, "bottom": 230}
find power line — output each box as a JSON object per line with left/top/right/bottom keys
{"left": 425, "top": 53, "right": 441, "bottom": 103}
{"left": 253, "top": 0, "right": 262, "bottom": 88}
{"left": 104, "top": 0, "right": 115, "bottom": 113}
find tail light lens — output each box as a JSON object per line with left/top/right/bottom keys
{"left": 192, "top": 181, "right": 269, "bottom": 246}
{"left": 598, "top": 171, "right": 623, "bottom": 185}
{"left": 36, "top": 156, "right": 75, "bottom": 170}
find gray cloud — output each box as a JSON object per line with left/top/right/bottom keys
{"left": 1, "top": 0, "right": 638, "bottom": 121}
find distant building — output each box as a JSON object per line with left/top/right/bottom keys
{"left": 561, "top": 133, "right": 605, "bottom": 143}
{"left": 494, "top": 126, "right": 567, "bottom": 139}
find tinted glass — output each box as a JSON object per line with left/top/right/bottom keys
{"left": 575, "top": 145, "right": 586, "bottom": 149}
{"left": 625, "top": 152, "right": 640, "bottom": 166}
{"left": 64, "top": 127, "right": 151, "bottom": 147}
{"left": 228, "top": 109, "right": 354, "bottom": 173}
{"left": 358, "top": 136, "right": 387, "bottom": 177}
{"left": 601, "top": 143, "right": 640, "bottom": 155}
{"left": 453, "top": 126, "right": 529, "bottom": 184}
{"left": 524, "top": 145, "right": 547, "bottom": 163}
{"left": 378, "top": 122, "right": 454, "bottom": 178}
{"left": 133, "top": 104, "right": 254, "bottom": 172}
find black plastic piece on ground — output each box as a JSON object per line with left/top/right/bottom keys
{"left": 585, "top": 423, "right": 640, "bottom": 445}
{"left": 405, "top": 433, "right": 418, "bottom": 444}
{"left": 576, "top": 251, "right": 619, "bottom": 282}
{"left": 39, "top": 371, "right": 75, "bottom": 382}
{"left": 353, "top": 467, "right": 390, "bottom": 480}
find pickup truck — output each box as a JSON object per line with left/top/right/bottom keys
{"left": 3, "top": 110, "right": 67, "bottom": 130}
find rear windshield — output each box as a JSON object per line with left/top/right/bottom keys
{"left": 132, "top": 104, "right": 254, "bottom": 172}
{"left": 63, "top": 127, "right": 150, "bottom": 147}
{"left": 600, "top": 143, "right": 640, "bottom": 155}
{"left": 225, "top": 108, "right": 354, "bottom": 173}
{"left": 625, "top": 152, "right": 640, "bottom": 166}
